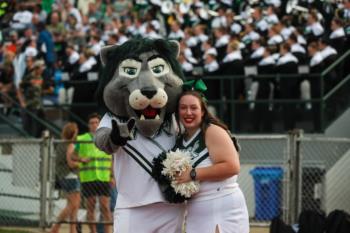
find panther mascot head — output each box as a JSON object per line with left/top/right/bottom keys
{"left": 96, "top": 38, "right": 184, "bottom": 137}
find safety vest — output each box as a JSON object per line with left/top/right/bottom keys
{"left": 76, "top": 133, "right": 112, "bottom": 183}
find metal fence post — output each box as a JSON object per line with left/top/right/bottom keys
{"left": 39, "top": 136, "right": 50, "bottom": 230}
{"left": 47, "top": 137, "right": 55, "bottom": 227}
{"left": 286, "top": 129, "right": 303, "bottom": 224}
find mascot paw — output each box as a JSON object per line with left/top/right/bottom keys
{"left": 110, "top": 118, "right": 136, "bottom": 146}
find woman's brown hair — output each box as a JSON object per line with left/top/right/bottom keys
{"left": 61, "top": 122, "right": 78, "bottom": 140}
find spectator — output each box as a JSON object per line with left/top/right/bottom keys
{"left": 252, "top": 6, "right": 269, "bottom": 34}
{"left": 0, "top": 51, "right": 15, "bottom": 114}
{"left": 211, "top": 6, "right": 227, "bottom": 29}
{"left": 265, "top": 5, "right": 280, "bottom": 27}
{"left": 63, "top": 44, "right": 80, "bottom": 75}
{"left": 17, "top": 59, "right": 47, "bottom": 137}
{"left": 329, "top": 17, "right": 346, "bottom": 54}
{"left": 145, "top": 22, "right": 162, "bottom": 39}
{"left": 249, "top": 39, "right": 265, "bottom": 65}
{"left": 203, "top": 51, "right": 220, "bottom": 104}
{"left": 36, "top": 22, "right": 56, "bottom": 80}
{"left": 4, "top": 31, "right": 19, "bottom": 54}
{"left": 9, "top": 4, "right": 33, "bottom": 31}
{"left": 220, "top": 40, "right": 245, "bottom": 99}
{"left": 307, "top": 41, "right": 324, "bottom": 132}
{"left": 320, "top": 38, "right": 339, "bottom": 92}
{"left": 51, "top": 122, "right": 81, "bottom": 233}
{"left": 287, "top": 33, "right": 307, "bottom": 64}
{"left": 253, "top": 46, "right": 276, "bottom": 132}
{"left": 305, "top": 10, "right": 325, "bottom": 42}
{"left": 75, "top": 113, "right": 112, "bottom": 233}
{"left": 178, "top": 51, "right": 193, "bottom": 76}
{"left": 201, "top": 39, "right": 218, "bottom": 63}
{"left": 168, "top": 21, "right": 184, "bottom": 41}
{"left": 213, "top": 26, "right": 230, "bottom": 61}
{"left": 241, "top": 23, "right": 260, "bottom": 46}
{"left": 276, "top": 43, "right": 299, "bottom": 131}
{"left": 267, "top": 24, "right": 284, "bottom": 46}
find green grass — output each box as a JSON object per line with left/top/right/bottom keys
{"left": 0, "top": 229, "right": 32, "bottom": 233}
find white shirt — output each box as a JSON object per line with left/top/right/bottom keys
{"left": 11, "top": 10, "right": 33, "bottom": 29}
{"left": 310, "top": 52, "right": 324, "bottom": 67}
{"left": 181, "top": 60, "right": 194, "bottom": 72}
{"left": 99, "top": 114, "right": 176, "bottom": 208}
{"left": 204, "top": 60, "right": 219, "bottom": 73}
{"left": 230, "top": 23, "right": 242, "bottom": 35}
{"left": 215, "top": 34, "right": 230, "bottom": 48}
{"left": 259, "top": 56, "right": 276, "bottom": 66}
{"left": 196, "top": 34, "right": 209, "bottom": 43}
{"left": 222, "top": 51, "right": 242, "bottom": 63}
{"left": 330, "top": 28, "right": 345, "bottom": 39}
{"left": 145, "top": 31, "right": 162, "bottom": 39}
{"left": 291, "top": 43, "right": 306, "bottom": 54}
{"left": 69, "top": 51, "right": 80, "bottom": 65}
{"left": 186, "top": 36, "right": 198, "bottom": 47}
{"left": 251, "top": 47, "right": 265, "bottom": 59}
{"left": 305, "top": 22, "right": 324, "bottom": 36}
{"left": 267, "top": 34, "right": 284, "bottom": 45}
{"left": 203, "top": 48, "right": 218, "bottom": 59}
{"left": 320, "top": 46, "right": 337, "bottom": 60}
{"left": 79, "top": 57, "right": 97, "bottom": 73}
{"left": 281, "top": 26, "right": 295, "bottom": 40}
{"left": 255, "top": 18, "right": 269, "bottom": 32}
{"left": 265, "top": 14, "right": 279, "bottom": 26}
{"left": 277, "top": 53, "right": 298, "bottom": 66}
{"left": 242, "top": 31, "right": 260, "bottom": 44}
{"left": 168, "top": 30, "right": 185, "bottom": 40}
{"left": 211, "top": 16, "right": 227, "bottom": 29}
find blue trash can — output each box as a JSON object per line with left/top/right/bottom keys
{"left": 250, "top": 167, "right": 283, "bottom": 220}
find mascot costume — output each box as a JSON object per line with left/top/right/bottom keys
{"left": 94, "top": 38, "right": 185, "bottom": 233}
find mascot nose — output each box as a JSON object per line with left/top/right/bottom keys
{"left": 141, "top": 87, "right": 157, "bottom": 99}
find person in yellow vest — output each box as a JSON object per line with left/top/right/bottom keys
{"left": 75, "top": 113, "right": 112, "bottom": 233}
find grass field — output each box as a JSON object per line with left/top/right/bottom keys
{"left": 0, "top": 229, "right": 31, "bottom": 233}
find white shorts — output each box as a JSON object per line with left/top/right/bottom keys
{"left": 114, "top": 202, "right": 185, "bottom": 233}
{"left": 186, "top": 188, "right": 249, "bottom": 233}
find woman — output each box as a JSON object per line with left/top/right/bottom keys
{"left": 51, "top": 122, "right": 81, "bottom": 233}
{"left": 174, "top": 90, "right": 249, "bottom": 233}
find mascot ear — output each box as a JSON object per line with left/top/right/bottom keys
{"left": 100, "top": 44, "right": 119, "bottom": 66}
{"left": 169, "top": 40, "right": 181, "bottom": 58}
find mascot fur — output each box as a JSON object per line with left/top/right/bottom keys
{"left": 94, "top": 38, "right": 185, "bottom": 233}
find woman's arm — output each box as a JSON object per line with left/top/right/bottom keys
{"left": 176, "top": 124, "right": 240, "bottom": 183}
{"left": 66, "top": 143, "right": 80, "bottom": 169}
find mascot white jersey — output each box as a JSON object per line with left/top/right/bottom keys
{"left": 95, "top": 38, "right": 185, "bottom": 233}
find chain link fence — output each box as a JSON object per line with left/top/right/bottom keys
{"left": 0, "top": 139, "right": 44, "bottom": 227}
{"left": 1, "top": 133, "right": 349, "bottom": 229}
{"left": 48, "top": 139, "right": 114, "bottom": 233}
{"left": 297, "top": 136, "right": 350, "bottom": 217}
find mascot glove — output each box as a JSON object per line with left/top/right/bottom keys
{"left": 110, "top": 118, "right": 135, "bottom": 146}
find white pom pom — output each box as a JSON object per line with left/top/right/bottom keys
{"left": 161, "top": 149, "right": 200, "bottom": 198}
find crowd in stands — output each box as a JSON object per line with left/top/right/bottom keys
{"left": 1, "top": 0, "right": 350, "bottom": 135}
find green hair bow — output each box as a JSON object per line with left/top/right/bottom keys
{"left": 182, "top": 79, "right": 208, "bottom": 102}
{"left": 182, "top": 79, "right": 207, "bottom": 92}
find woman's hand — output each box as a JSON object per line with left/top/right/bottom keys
{"left": 174, "top": 169, "right": 192, "bottom": 184}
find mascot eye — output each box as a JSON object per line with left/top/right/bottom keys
{"left": 152, "top": 65, "right": 164, "bottom": 74}
{"left": 119, "top": 59, "right": 141, "bottom": 78}
{"left": 148, "top": 57, "right": 170, "bottom": 77}
{"left": 123, "top": 67, "right": 137, "bottom": 75}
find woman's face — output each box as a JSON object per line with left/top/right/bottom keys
{"left": 178, "top": 94, "right": 204, "bottom": 132}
